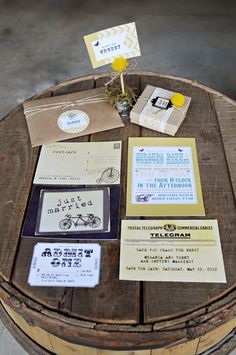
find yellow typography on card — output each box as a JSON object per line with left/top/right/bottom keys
{"left": 126, "top": 137, "right": 205, "bottom": 216}
{"left": 119, "top": 220, "right": 226, "bottom": 283}
{"left": 84, "top": 22, "right": 141, "bottom": 68}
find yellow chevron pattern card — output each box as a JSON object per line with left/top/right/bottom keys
{"left": 84, "top": 22, "right": 141, "bottom": 68}
{"left": 126, "top": 137, "right": 205, "bottom": 216}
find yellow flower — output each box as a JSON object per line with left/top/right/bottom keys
{"left": 111, "top": 57, "right": 128, "bottom": 72}
{"left": 171, "top": 93, "right": 185, "bottom": 107}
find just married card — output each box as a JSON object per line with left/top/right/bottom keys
{"left": 35, "top": 188, "right": 110, "bottom": 236}
{"left": 23, "top": 87, "right": 124, "bottom": 147}
{"left": 22, "top": 185, "right": 121, "bottom": 240}
{"left": 126, "top": 137, "right": 205, "bottom": 216}
{"left": 84, "top": 22, "right": 141, "bottom": 68}
{"left": 33, "top": 141, "right": 122, "bottom": 185}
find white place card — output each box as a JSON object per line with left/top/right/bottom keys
{"left": 28, "top": 243, "right": 101, "bottom": 287}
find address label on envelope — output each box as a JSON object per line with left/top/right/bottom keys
{"left": 84, "top": 22, "right": 141, "bottom": 68}
{"left": 28, "top": 243, "right": 101, "bottom": 287}
{"left": 23, "top": 87, "right": 124, "bottom": 147}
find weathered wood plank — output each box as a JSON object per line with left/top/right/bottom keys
{"left": 70, "top": 241, "right": 140, "bottom": 324}
{"left": 151, "top": 339, "right": 199, "bottom": 355}
{"left": 10, "top": 76, "right": 96, "bottom": 311}
{"left": 2, "top": 301, "right": 55, "bottom": 353}
{"left": 212, "top": 95, "right": 236, "bottom": 200}
{"left": 0, "top": 287, "right": 185, "bottom": 349}
{"left": 70, "top": 74, "right": 141, "bottom": 324}
{"left": 197, "top": 318, "right": 236, "bottom": 354}
{"left": 206, "top": 328, "right": 236, "bottom": 355}
{"left": 0, "top": 301, "right": 50, "bottom": 355}
{"left": 1, "top": 72, "right": 236, "bottom": 352}
{"left": 0, "top": 106, "right": 39, "bottom": 281}
{"left": 94, "top": 73, "right": 141, "bottom": 217}
{"left": 2, "top": 266, "right": 236, "bottom": 351}
{"left": 51, "top": 75, "right": 95, "bottom": 96}
{"left": 141, "top": 75, "right": 236, "bottom": 322}
{"left": 12, "top": 239, "right": 66, "bottom": 310}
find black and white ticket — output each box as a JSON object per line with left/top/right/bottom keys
{"left": 28, "top": 243, "right": 101, "bottom": 287}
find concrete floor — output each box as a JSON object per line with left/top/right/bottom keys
{"left": 0, "top": 318, "right": 27, "bottom": 355}
{"left": 1, "top": 0, "right": 236, "bottom": 353}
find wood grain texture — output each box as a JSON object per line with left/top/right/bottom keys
{"left": 10, "top": 76, "right": 95, "bottom": 311}
{"left": 0, "top": 106, "right": 39, "bottom": 281}
{"left": 2, "top": 285, "right": 236, "bottom": 352}
{"left": 141, "top": 75, "right": 236, "bottom": 322}
{"left": 51, "top": 75, "right": 95, "bottom": 96}
{"left": 0, "top": 72, "right": 236, "bottom": 352}
{"left": 212, "top": 95, "right": 236, "bottom": 200}
{"left": 12, "top": 239, "right": 66, "bottom": 310}
{"left": 70, "top": 74, "right": 141, "bottom": 324}
{"left": 94, "top": 73, "right": 141, "bottom": 218}
{"left": 0, "top": 82, "right": 53, "bottom": 283}
{"left": 2, "top": 301, "right": 55, "bottom": 353}
{"left": 0, "top": 301, "right": 51, "bottom": 355}
{"left": 3, "top": 294, "right": 236, "bottom": 355}
{"left": 70, "top": 241, "right": 140, "bottom": 323}
{"left": 2, "top": 301, "right": 151, "bottom": 355}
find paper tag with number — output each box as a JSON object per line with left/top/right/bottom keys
{"left": 84, "top": 22, "right": 141, "bottom": 68}
{"left": 28, "top": 243, "right": 101, "bottom": 287}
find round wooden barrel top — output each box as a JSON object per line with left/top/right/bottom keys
{"left": 1, "top": 71, "right": 236, "bottom": 353}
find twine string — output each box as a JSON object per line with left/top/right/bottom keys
{"left": 104, "top": 58, "right": 138, "bottom": 87}
{"left": 24, "top": 94, "right": 107, "bottom": 118}
{"left": 138, "top": 98, "right": 185, "bottom": 114}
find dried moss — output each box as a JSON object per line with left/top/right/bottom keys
{"left": 105, "top": 83, "right": 137, "bottom": 106}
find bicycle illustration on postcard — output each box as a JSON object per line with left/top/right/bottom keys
{"left": 35, "top": 187, "right": 110, "bottom": 236}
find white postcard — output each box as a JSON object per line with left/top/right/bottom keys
{"left": 28, "top": 243, "right": 101, "bottom": 287}
{"left": 33, "top": 141, "right": 121, "bottom": 185}
{"left": 119, "top": 220, "right": 226, "bottom": 283}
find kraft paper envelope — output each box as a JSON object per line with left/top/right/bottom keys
{"left": 23, "top": 87, "right": 124, "bottom": 147}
